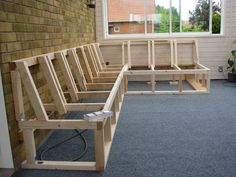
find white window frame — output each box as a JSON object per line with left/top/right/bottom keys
{"left": 103, "top": 0, "right": 224, "bottom": 39}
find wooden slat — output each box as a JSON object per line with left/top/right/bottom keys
{"left": 67, "top": 49, "right": 87, "bottom": 91}
{"left": 186, "top": 75, "right": 207, "bottom": 91}
{"left": 92, "top": 77, "right": 117, "bottom": 83}
{"left": 103, "top": 65, "right": 128, "bottom": 111}
{"left": 91, "top": 44, "right": 103, "bottom": 72}
{"left": 23, "top": 129, "right": 36, "bottom": 164}
{"left": 11, "top": 70, "right": 25, "bottom": 121}
{"left": 83, "top": 46, "right": 98, "bottom": 77}
{"left": 56, "top": 52, "right": 78, "bottom": 102}
{"left": 44, "top": 103, "right": 105, "bottom": 112}
{"left": 16, "top": 61, "right": 48, "bottom": 121}
{"left": 77, "top": 91, "right": 110, "bottom": 99}
{"left": 76, "top": 47, "right": 93, "bottom": 83}
{"left": 94, "top": 128, "right": 105, "bottom": 171}
{"left": 38, "top": 56, "right": 67, "bottom": 115}
{"left": 22, "top": 161, "right": 96, "bottom": 171}
{"left": 86, "top": 83, "right": 114, "bottom": 90}
{"left": 19, "top": 119, "right": 97, "bottom": 130}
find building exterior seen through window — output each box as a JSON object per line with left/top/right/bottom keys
{"left": 107, "top": 0, "right": 222, "bottom": 36}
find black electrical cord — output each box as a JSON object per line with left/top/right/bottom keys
{"left": 39, "top": 129, "right": 88, "bottom": 161}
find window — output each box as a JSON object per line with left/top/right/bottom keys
{"left": 105, "top": 0, "right": 222, "bottom": 37}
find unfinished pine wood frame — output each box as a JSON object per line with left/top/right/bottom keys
{"left": 11, "top": 48, "right": 128, "bottom": 171}
{"left": 121, "top": 39, "right": 210, "bottom": 94}
{"left": 11, "top": 38, "right": 210, "bottom": 171}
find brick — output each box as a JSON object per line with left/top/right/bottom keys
{"left": 1, "top": 53, "right": 12, "bottom": 63}
{"left": 0, "top": 33, "right": 17, "bottom": 42}
{"left": 0, "top": 22, "right": 13, "bottom": 32}
{"left": 0, "top": 43, "right": 8, "bottom": 53}
{"left": 0, "top": 11, "right": 7, "bottom": 21}
{"left": 7, "top": 42, "right": 22, "bottom": 52}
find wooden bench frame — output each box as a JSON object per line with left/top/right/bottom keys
{"left": 100, "top": 39, "right": 210, "bottom": 94}
{"left": 11, "top": 39, "right": 210, "bottom": 171}
{"left": 11, "top": 48, "right": 128, "bottom": 171}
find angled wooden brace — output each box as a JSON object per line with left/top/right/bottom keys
{"left": 67, "top": 48, "right": 87, "bottom": 91}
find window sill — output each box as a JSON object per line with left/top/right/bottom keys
{"left": 103, "top": 33, "right": 225, "bottom": 40}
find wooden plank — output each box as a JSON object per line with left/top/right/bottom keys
{"left": 65, "top": 103, "right": 104, "bottom": 111}
{"left": 67, "top": 49, "right": 87, "bottom": 91}
{"left": 170, "top": 40, "right": 174, "bottom": 67}
{"left": 11, "top": 70, "right": 25, "bottom": 121}
{"left": 104, "top": 117, "right": 112, "bottom": 142}
{"left": 122, "top": 42, "right": 125, "bottom": 65}
{"left": 16, "top": 62, "right": 48, "bottom": 121}
{"left": 98, "top": 72, "right": 119, "bottom": 77}
{"left": 55, "top": 52, "right": 78, "bottom": 102}
{"left": 174, "top": 40, "right": 178, "bottom": 65}
{"left": 91, "top": 44, "right": 103, "bottom": 72}
{"left": 127, "top": 41, "right": 131, "bottom": 68}
{"left": 94, "top": 128, "right": 105, "bottom": 171}
{"left": 22, "top": 161, "right": 96, "bottom": 171}
{"left": 152, "top": 40, "right": 155, "bottom": 66}
{"left": 19, "top": 119, "right": 97, "bottom": 130}
{"left": 38, "top": 56, "right": 67, "bottom": 115}
{"left": 76, "top": 48, "right": 93, "bottom": 83}
{"left": 126, "top": 90, "right": 209, "bottom": 95}
{"left": 92, "top": 77, "right": 117, "bottom": 83}
{"left": 186, "top": 75, "right": 207, "bottom": 91}
{"left": 124, "top": 68, "right": 208, "bottom": 75}
{"left": 103, "top": 65, "right": 128, "bottom": 111}
{"left": 148, "top": 40, "right": 151, "bottom": 68}
{"left": 83, "top": 46, "right": 98, "bottom": 77}
{"left": 23, "top": 129, "right": 36, "bottom": 164}
{"left": 95, "top": 43, "right": 106, "bottom": 67}
{"left": 86, "top": 83, "right": 114, "bottom": 90}
{"left": 77, "top": 91, "right": 110, "bottom": 99}
{"left": 44, "top": 103, "right": 104, "bottom": 112}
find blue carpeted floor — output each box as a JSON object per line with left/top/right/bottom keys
{"left": 12, "top": 80, "right": 236, "bottom": 177}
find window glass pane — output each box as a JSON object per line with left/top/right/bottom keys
{"left": 172, "top": 0, "right": 180, "bottom": 32}
{"left": 107, "top": 0, "right": 145, "bottom": 35}
{"left": 147, "top": 0, "right": 170, "bottom": 33}
{"left": 181, "top": 0, "right": 210, "bottom": 32}
{"left": 212, "top": 0, "right": 221, "bottom": 34}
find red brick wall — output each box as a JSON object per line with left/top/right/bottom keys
{"left": 109, "top": 22, "right": 153, "bottom": 34}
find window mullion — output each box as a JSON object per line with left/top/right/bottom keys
{"left": 209, "top": 0, "right": 213, "bottom": 33}
{"left": 179, "top": 0, "right": 182, "bottom": 32}
{"left": 144, "top": 0, "right": 147, "bottom": 35}
{"left": 170, "top": 0, "right": 172, "bottom": 34}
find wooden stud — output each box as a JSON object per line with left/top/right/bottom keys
{"left": 77, "top": 47, "right": 93, "bottom": 83}
{"left": 122, "top": 42, "right": 125, "bottom": 65}
{"left": 67, "top": 49, "right": 87, "bottom": 91}
{"left": 127, "top": 41, "right": 131, "bottom": 68}
{"left": 56, "top": 52, "right": 78, "bottom": 102}
{"left": 23, "top": 129, "right": 36, "bottom": 164}
{"left": 83, "top": 46, "right": 99, "bottom": 78}
{"left": 11, "top": 70, "right": 25, "bottom": 121}
{"left": 38, "top": 56, "right": 67, "bottom": 115}
{"left": 94, "top": 128, "right": 105, "bottom": 171}
{"left": 16, "top": 62, "right": 48, "bottom": 121}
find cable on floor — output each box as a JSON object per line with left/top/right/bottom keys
{"left": 39, "top": 129, "right": 88, "bottom": 161}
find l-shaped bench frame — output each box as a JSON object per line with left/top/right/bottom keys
{"left": 11, "top": 39, "right": 210, "bottom": 171}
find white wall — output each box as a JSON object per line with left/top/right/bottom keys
{"left": 0, "top": 70, "right": 14, "bottom": 168}
{"left": 96, "top": 0, "right": 236, "bottom": 79}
